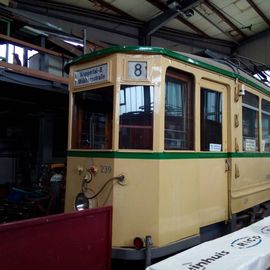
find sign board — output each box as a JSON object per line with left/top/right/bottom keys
{"left": 244, "top": 139, "right": 256, "bottom": 151}
{"left": 74, "top": 63, "right": 108, "bottom": 86}
{"left": 147, "top": 217, "right": 270, "bottom": 270}
{"left": 209, "top": 143, "right": 222, "bottom": 152}
{"left": 128, "top": 61, "right": 147, "bottom": 79}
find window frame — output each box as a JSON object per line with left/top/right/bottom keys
{"left": 71, "top": 86, "right": 113, "bottom": 150}
{"left": 118, "top": 84, "right": 154, "bottom": 150}
{"left": 262, "top": 98, "right": 270, "bottom": 152}
{"left": 242, "top": 91, "right": 259, "bottom": 152}
{"left": 164, "top": 67, "right": 195, "bottom": 151}
{"left": 200, "top": 88, "right": 223, "bottom": 152}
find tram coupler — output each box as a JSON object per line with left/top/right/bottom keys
{"left": 145, "top": 235, "right": 153, "bottom": 267}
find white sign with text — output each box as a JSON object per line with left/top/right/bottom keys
{"left": 147, "top": 217, "right": 270, "bottom": 270}
{"left": 74, "top": 63, "right": 108, "bottom": 86}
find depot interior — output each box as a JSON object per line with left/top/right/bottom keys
{"left": 0, "top": 0, "right": 270, "bottom": 221}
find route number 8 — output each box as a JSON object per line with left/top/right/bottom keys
{"left": 134, "top": 63, "right": 142, "bottom": 77}
{"left": 128, "top": 61, "right": 147, "bottom": 79}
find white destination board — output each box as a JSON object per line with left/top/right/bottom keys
{"left": 74, "top": 63, "right": 108, "bottom": 86}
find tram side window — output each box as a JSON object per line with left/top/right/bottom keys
{"left": 201, "top": 89, "right": 222, "bottom": 151}
{"left": 71, "top": 86, "right": 113, "bottom": 149}
{"left": 242, "top": 92, "right": 259, "bottom": 152}
{"left": 119, "top": 85, "right": 154, "bottom": 149}
{"left": 262, "top": 99, "right": 270, "bottom": 152}
{"left": 165, "top": 68, "right": 194, "bottom": 150}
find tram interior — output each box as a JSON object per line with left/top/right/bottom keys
{"left": 72, "top": 86, "right": 113, "bottom": 150}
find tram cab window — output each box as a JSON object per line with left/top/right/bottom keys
{"left": 201, "top": 89, "right": 222, "bottom": 151}
{"left": 262, "top": 99, "right": 270, "bottom": 152}
{"left": 119, "top": 85, "right": 154, "bottom": 149}
{"left": 71, "top": 86, "right": 113, "bottom": 149}
{"left": 242, "top": 92, "right": 259, "bottom": 152}
{"left": 164, "top": 68, "right": 194, "bottom": 150}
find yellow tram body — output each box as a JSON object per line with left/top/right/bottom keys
{"left": 65, "top": 47, "right": 270, "bottom": 257}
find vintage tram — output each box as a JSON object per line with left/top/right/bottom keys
{"left": 64, "top": 46, "right": 270, "bottom": 260}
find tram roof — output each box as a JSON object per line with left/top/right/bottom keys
{"left": 66, "top": 46, "right": 270, "bottom": 96}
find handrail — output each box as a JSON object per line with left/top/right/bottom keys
{"left": 0, "top": 60, "right": 68, "bottom": 85}
{"left": 0, "top": 33, "right": 71, "bottom": 59}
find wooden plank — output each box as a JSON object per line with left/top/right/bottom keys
{"left": 0, "top": 33, "right": 71, "bottom": 59}
{"left": 0, "top": 61, "right": 68, "bottom": 85}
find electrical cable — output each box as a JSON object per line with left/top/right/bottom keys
{"left": 82, "top": 175, "right": 125, "bottom": 200}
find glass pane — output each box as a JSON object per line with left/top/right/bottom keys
{"left": 201, "top": 89, "right": 222, "bottom": 151}
{"left": 242, "top": 92, "right": 259, "bottom": 152}
{"left": 164, "top": 68, "right": 194, "bottom": 150}
{"left": 119, "top": 85, "right": 153, "bottom": 149}
{"left": 72, "top": 86, "right": 113, "bottom": 149}
{"left": 262, "top": 99, "right": 270, "bottom": 114}
{"left": 243, "top": 91, "right": 259, "bottom": 109}
{"left": 262, "top": 99, "right": 270, "bottom": 152}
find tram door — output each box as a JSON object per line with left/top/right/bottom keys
{"left": 199, "top": 79, "right": 229, "bottom": 225}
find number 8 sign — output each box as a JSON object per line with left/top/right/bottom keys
{"left": 128, "top": 61, "right": 147, "bottom": 79}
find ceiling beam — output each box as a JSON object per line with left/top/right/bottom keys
{"left": 145, "top": 0, "right": 166, "bottom": 11}
{"left": 142, "top": 8, "right": 180, "bottom": 37}
{"left": 89, "top": 0, "right": 137, "bottom": 20}
{"left": 194, "top": 7, "right": 239, "bottom": 44}
{"left": 233, "top": 27, "right": 270, "bottom": 52}
{"left": 145, "top": 0, "right": 209, "bottom": 37}
{"left": 247, "top": 0, "right": 270, "bottom": 27}
{"left": 203, "top": 0, "right": 247, "bottom": 39}
{"left": 10, "top": 0, "right": 234, "bottom": 53}
{"left": 141, "top": 0, "right": 204, "bottom": 45}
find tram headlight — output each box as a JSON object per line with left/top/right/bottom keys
{"left": 75, "top": 192, "right": 89, "bottom": 211}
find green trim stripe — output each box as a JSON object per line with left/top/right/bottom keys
{"left": 65, "top": 46, "right": 270, "bottom": 96}
{"left": 67, "top": 150, "right": 270, "bottom": 159}
{"left": 230, "top": 152, "right": 270, "bottom": 158}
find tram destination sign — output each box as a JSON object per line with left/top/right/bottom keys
{"left": 74, "top": 63, "right": 108, "bottom": 86}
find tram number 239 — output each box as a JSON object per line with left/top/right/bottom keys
{"left": 128, "top": 61, "right": 147, "bottom": 79}
{"left": 100, "top": 165, "right": 112, "bottom": 174}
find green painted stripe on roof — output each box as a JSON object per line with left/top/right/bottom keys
{"left": 65, "top": 46, "right": 270, "bottom": 96}
{"left": 67, "top": 150, "right": 270, "bottom": 159}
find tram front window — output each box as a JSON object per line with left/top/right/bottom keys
{"left": 119, "top": 85, "right": 154, "bottom": 149}
{"left": 71, "top": 86, "right": 113, "bottom": 149}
